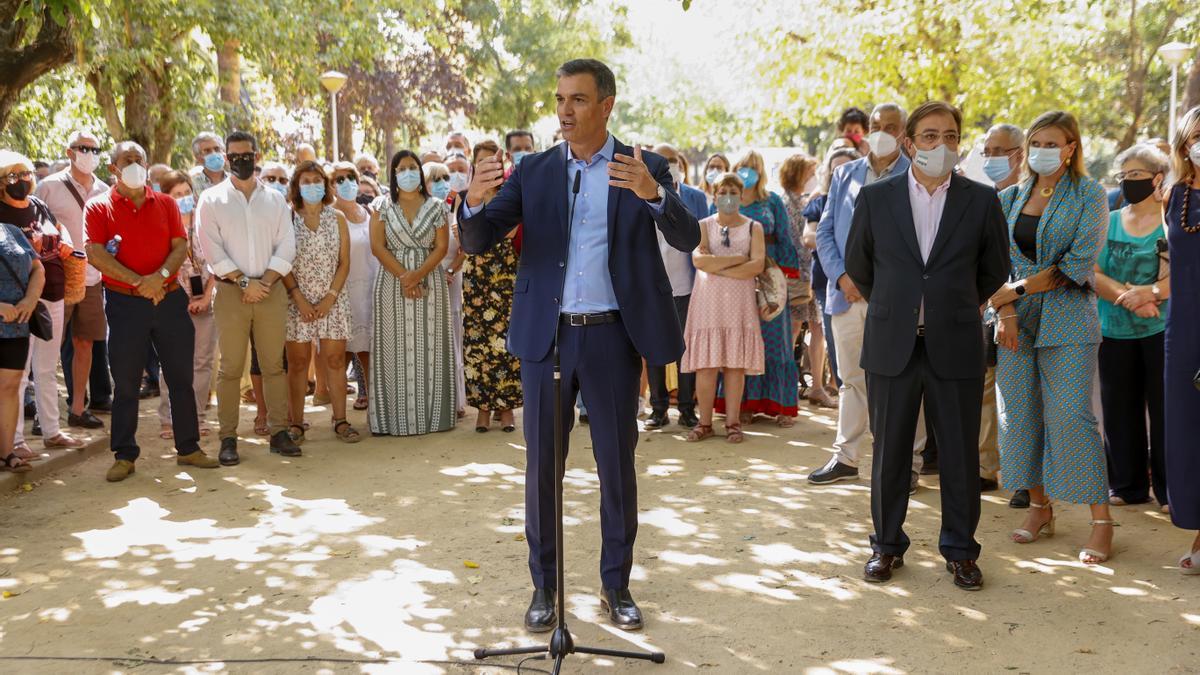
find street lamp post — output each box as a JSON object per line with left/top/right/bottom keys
{"left": 1158, "top": 42, "right": 1193, "bottom": 142}
{"left": 319, "top": 70, "right": 349, "bottom": 161}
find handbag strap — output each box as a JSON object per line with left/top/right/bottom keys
{"left": 61, "top": 176, "right": 87, "bottom": 211}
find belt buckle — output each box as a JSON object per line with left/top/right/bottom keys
{"left": 568, "top": 314, "right": 585, "bottom": 327}
{"left": 916, "top": 325, "right": 925, "bottom": 337}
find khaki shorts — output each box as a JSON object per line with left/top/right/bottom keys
{"left": 64, "top": 284, "right": 107, "bottom": 341}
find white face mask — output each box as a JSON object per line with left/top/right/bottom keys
{"left": 669, "top": 165, "right": 684, "bottom": 185}
{"left": 73, "top": 151, "right": 100, "bottom": 175}
{"left": 705, "top": 169, "right": 722, "bottom": 185}
{"left": 120, "top": 162, "right": 148, "bottom": 189}
{"left": 1189, "top": 141, "right": 1200, "bottom": 166}
{"left": 448, "top": 171, "right": 470, "bottom": 192}
{"left": 912, "top": 144, "right": 958, "bottom": 178}
{"left": 867, "top": 131, "right": 898, "bottom": 158}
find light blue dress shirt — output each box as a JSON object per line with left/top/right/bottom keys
{"left": 463, "top": 133, "right": 664, "bottom": 314}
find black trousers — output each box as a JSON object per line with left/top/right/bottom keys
{"left": 520, "top": 320, "right": 641, "bottom": 591}
{"left": 646, "top": 294, "right": 695, "bottom": 415}
{"left": 867, "top": 338, "right": 982, "bottom": 561}
{"left": 1099, "top": 333, "right": 1166, "bottom": 505}
{"left": 105, "top": 289, "right": 200, "bottom": 461}
{"left": 61, "top": 325, "right": 112, "bottom": 408}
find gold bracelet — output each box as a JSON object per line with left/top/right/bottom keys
{"left": 998, "top": 313, "right": 1017, "bottom": 320}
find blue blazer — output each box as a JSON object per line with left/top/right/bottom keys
{"left": 458, "top": 137, "right": 702, "bottom": 365}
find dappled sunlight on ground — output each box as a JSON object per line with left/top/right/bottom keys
{"left": 0, "top": 403, "right": 1195, "bottom": 672}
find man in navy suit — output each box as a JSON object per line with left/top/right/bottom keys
{"left": 459, "top": 59, "right": 700, "bottom": 632}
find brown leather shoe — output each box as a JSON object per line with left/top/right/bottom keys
{"left": 176, "top": 451, "right": 220, "bottom": 469}
{"left": 106, "top": 459, "right": 136, "bottom": 482}
{"left": 863, "top": 553, "right": 903, "bottom": 583}
{"left": 946, "top": 560, "right": 983, "bottom": 591}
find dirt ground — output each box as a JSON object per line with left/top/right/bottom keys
{"left": 0, "top": 397, "right": 1196, "bottom": 674}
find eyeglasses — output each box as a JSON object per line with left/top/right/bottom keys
{"left": 981, "top": 146, "right": 1020, "bottom": 158}
{"left": 227, "top": 152, "right": 255, "bottom": 163}
{"left": 261, "top": 175, "right": 287, "bottom": 184}
{"left": 3, "top": 171, "right": 33, "bottom": 185}
{"left": 70, "top": 145, "right": 103, "bottom": 155}
{"left": 913, "top": 132, "right": 961, "bottom": 145}
{"left": 1114, "top": 169, "right": 1155, "bottom": 182}
{"left": 334, "top": 175, "right": 357, "bottom": 184}
{"left": 720, "top": 226, "right": 730, "bottom": 247}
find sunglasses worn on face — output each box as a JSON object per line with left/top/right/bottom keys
{"left": 227, "top": 152, "right": 255, "bottom": 163}
{"left": 70, "top": 145, "right": 103, "bottom": 155}
{"left": 261, "top": 176, "right": 286, "bottom": 184}
{"left": 334, "top": 175, "right": 357, "bottom": 184}
{"left": 4, "top": 171, "right": 33, "bottom": 184}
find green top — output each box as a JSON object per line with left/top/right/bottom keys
{"left": 1097, "top": 210, "right": 1166, "bottom": 339}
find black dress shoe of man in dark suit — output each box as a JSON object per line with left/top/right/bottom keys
{"left": 863, "top": 553, "right": 904, "bottom": 583}
{"left": 600, "top": 588, "right": 643, "bottom": 631}
{"left": 524, "top": 588, "right": 556, "bottom": 633}
{"left": 946, "top": 559, "right": 984, "bottom": 591}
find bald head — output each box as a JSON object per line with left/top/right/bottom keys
{"left": 295, "top": 143, "right": 317, "bottom": 164}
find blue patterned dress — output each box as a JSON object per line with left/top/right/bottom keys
{"left": 996, "top": 176, "right": 1109, "bottom": 504}
{"left": 1164, "top": 183, "right": 1200, "bottom": 529}
{"left": 715, "top": 192, "right": 801, "bottom": 417}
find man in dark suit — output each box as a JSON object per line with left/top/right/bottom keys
{"left": 844, "top": 101, "right": 1011, "bottom": 590}
{"left": 459, "top": 59, "right": 701, "bottom": 631}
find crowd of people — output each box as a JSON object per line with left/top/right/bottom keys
{"left": 1, "top": 97, "right": 1198, "bottom": 578}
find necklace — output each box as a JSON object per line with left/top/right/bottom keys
{"left": 1039, "top": 185, "right": 1054, "bottom": 198}
{"left": 1182, "top": 182, "right": 1199, "bottom": 234}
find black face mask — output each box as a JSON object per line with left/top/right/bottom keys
{"left": 229, "top": 156, "right": 256, "bottom": 181}
{"left": 5, "top": 180, "right": 31, "bottom": 201}
{"left": 1120, "top": 177, "right": 1156, "bottom": 205}
{"left": 355, "top": 194, "right": 375, "bottom": 206}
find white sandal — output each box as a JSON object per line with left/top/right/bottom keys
{"left": 1012, "top": 501, "right": 1055, "bottom": 544}
{"left": 1079, "top": 519, "right": 1117, "bottom": 564}
{"left": 1180, "top": 550, "right": 1200, "bottom": 576}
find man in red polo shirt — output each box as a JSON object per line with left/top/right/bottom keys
{"left": 84, "top": 140, "right": 220, "bottom": 482}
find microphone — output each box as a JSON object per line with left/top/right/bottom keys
{"left": 572, "top": 168, "right": 582, "bottom": 195}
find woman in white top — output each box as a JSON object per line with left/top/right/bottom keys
{"left": 330, "top": 161, "right": 378, "bottom": 411}
{"left": 426, "top": 161, "right": 467, "bottom": 419}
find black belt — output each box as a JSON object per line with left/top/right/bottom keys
{"left": 560, "top": 311, "right": 620, "bottom": 327}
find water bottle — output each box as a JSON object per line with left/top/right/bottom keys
{"left": 105, "top": 234, "right": 122, "bottom": 256}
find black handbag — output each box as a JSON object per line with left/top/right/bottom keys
{"left": 0, "top": 249, "right": 53, "bottom": 341}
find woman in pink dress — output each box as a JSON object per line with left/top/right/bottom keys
{"left": 682, "top": 173, "right": 766, "bottom": 443}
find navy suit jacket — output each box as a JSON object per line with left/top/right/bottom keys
{"left": 459, "top": 137, "right": 701, "bottom": 365}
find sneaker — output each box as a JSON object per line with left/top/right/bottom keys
{"left": 176, "top": 451, "right": 220, "bottom": 469}
{"left": 269, "top": 430, "right": 302, "bottom": 457}
{"left": 68, "top": 410, "right": 105, "bottom": 429}
{"left": 808, "top": 457, "right": 859, "bottom": 484}
{"left": 106, "top": 459, "right": 136, "bottom": 482}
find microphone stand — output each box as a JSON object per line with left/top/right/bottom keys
{"left": 474, "top": 157, "right": 666, "bottom": 673}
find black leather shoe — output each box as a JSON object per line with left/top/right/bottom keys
{"left": 946, "top": 559, "right": 983, "bottom": 591}
{"left": 919, "top": 461, "right": 939, "bottom": 476}
{"left": 88, "top": 400, "right": 113, "bottom": 414}
{"left": 218, "top": 438, "right": 239, "bottom": 466}
{"left": 808, "top": 457, "right": 859, "bottom": 484}
{"left": 269, "top": 430, "right": 302, "bottom": 457}
{"left": 1009, "top": 489, "right": 1031, "bottom": 509}
{"left": 523, "top": 588, "right": 556, "bottom": 633}
{"left": 644, "top": 411, "right": 669, "bottom": 429}
{"left": 863, "top": 553, "right": 903, "bottom": 583}
{"left": 68, "top": 410, "right": 105, "bottom": 429}
{"left": 139, "top": 382, "right": 160, "bottom": 399}
{"left": 980, "top": 477, "right": 1000, "bottom": 492}
{"left": 678, "top": 410, "right": 699, "bottom": 429}
{"left": 31, "top": 417, "right": 41, "bottom": 436}
{"left": 600, "top": 588, "right": 643, "bottom": 631}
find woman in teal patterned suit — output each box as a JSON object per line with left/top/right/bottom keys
{"left": 990, "top": 111, "right": 1116, "bottom": 565}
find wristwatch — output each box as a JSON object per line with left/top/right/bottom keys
{"left": 651, "top": 184, "right": 666, "bottom": 203}
{"left": 158, "top": 267, "right": 171, "bottom": 279}
{"left": 1014, "top": 282, "right": 1026, "bottom": 296}
{"left": 237, "top": 276, "right": 250, "bottom": 290}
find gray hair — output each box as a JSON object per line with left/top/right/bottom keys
{"left": 191, "top": 131, "right": 224, "bottom": 157}
{"left": 872, "top": 102, "right": 908, "bottom": 125}
{"left": 1114, "top": 143, "right": 1170, "bottom": 175}
{"left": 353, "top": 152, "right": 379, "bottom": 168}
{"left": 986, "top": 123, "right": 1025, "bottom": 147}
{"left": 111, "top": 141, "right": 147, "bottom": 162}
{"left": 423, "top": 162, "right": 450, "bottom": 180}
{"left": 66, "top": 130, "right": 100, "bottom": 150}
{"left": 259, "top": 160, "right": 289, "bottom": 177}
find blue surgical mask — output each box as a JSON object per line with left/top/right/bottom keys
{"left": 737, "top": 167, "right": 759, "bottom": 189}
{"left": 982, "top": 156, "right": 1013, "bottom": 183}
{"left": 1028, "top": 147, "right": 1065, "bottom": 176}
{"left": 151, "top": 182, "right": 161, "bottom": 193}
{"left": 299, "top": 183, "right": 326, "bottom": 204}
{"left": 203, "top": 152, "right": 225, "bottom": 173}
{"left": 268, "top": 181, "right": 287, "bottom": 196}
{"left": 430, "top": 178, "right": 451, "bottom": 200}
{"left": 511, "top": 151, "right": 531, "bottom": 166}
{"left": 175, "top": 194, "right": 195, "bottom": 215}
{"left": 335, "top": 179, "right": 359, "bottom": 201}
{"left": 396, "top": 169, "right": 421, "bottom": 193}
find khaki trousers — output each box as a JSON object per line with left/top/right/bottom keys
{"left": 214, "top": 282, "right": 288, "bottom": 439}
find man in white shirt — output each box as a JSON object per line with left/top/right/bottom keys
{"left": 196, "top": 131, "right": 299, "bottom": 466}
{"left": 34, "top": 130, "right": 111, "bottom": 429}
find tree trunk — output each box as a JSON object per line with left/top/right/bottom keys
{"left": 86, "top": 69, "right": 127, "bottom": 141}
{"left": 0, "top": 2, "right": 75, "bottom": 131}
{"left": 383, "top": 124, "right": 396, "bottom": 169}
{"left": 151, "top": 63, "right": 176, "bottom": 165}
{"left": 217, "top": 39, "right": 241, "bottom": 105}
{"left": 338, "top": 107, "right": 353, "bottom": 161}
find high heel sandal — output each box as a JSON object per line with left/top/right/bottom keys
{"left": 1079, "top": 519, "right": 1117, "bottom": 564}
{"left": 1011, "top": 501, "right": 1055, "bottom": 543}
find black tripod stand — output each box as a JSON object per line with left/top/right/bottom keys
{"left": 473, "top": 169, "right": 666, "bottom": 674}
